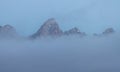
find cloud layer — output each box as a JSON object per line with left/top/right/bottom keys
{"left": 0, "top": 34, "right": 120, "bottom": 72}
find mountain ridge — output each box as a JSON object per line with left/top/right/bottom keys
{"left": 0, "top": 18, "right": 116, "bottom": 39}
{"left": 31, "top": 18, "right": 87, "bottom": 38}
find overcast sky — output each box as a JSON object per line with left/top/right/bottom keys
{"left": 0, "top": 0, "right": 120, "bottom": 36}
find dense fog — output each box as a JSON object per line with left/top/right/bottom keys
{"left": 0, "top": 34, "right": 120, "bottom": 72}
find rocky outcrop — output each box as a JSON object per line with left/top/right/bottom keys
{"left": 32, "top": 18, "right": 63, "bottom": 38}
{"left": 0, "top": 24, "right": 17, "bottom": 38}
{"left": 64, "top": 27, "right": 86, "bottom": 36}
{"left": 102, "top": 28, "right": 115, "bottom": 35}
{"left": 31, "top": 18, "right": 87, "bottom": 39}
{"left": 93, "top": 28, "right": 115, "bottom": 37}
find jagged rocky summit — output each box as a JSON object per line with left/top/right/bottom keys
{"left": 31, "top": 18, "right": 63, "bottom": 38}
{"left": 0, "top": 24, "right": 17, "bottom": 38}
{"left": 0, "top": 18, "right": 115, "bottom": 39}
{"left": 32, "top": 18, "right": 85, "bottom": 38}
{"left": 64, "top": 27, "right": 86, "bottom": 36}
{"left": 31, "top": 18, "right": 86, "bottom": 38}
{"left": 93, "top": 28, "right": 115, "bottom": 36}
{"left": 102, "top": 28, "right": 115, "bottom": 35}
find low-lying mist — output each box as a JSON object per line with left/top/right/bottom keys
{"left": 0, "top": 34, "right": 120, "bottom": 72}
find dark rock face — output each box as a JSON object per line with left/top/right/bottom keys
{"left": 64, "top": 27, "right": 80, "bottom": 35}
{"left": 64, "top": 27, "right": 86, "bottom": 36}
{"left": 0, "top": 24, "right": 17, "bottom": 38}
{"left": 103, "top": 28, "right": 115, "bottom": 35}
{"left": 32, "top": 18, "right": 63, "bottom": 38}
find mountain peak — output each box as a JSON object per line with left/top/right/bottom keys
{"left": 103, "top": 28, "right": 115, "bottom": 35}
{"left": 32, "top": 18, "right": 63, "bottom": 38}
{"left": 1, "top": 24, "right": 15, "bottom": 32}
{"left": 64, "top": 27, "right": 86, "bottom": 36}
{"left": 0, "top": 24, "right": 17, "bottom": 38}
{"left": 44, "top": 18, "right": 56, "bottom": 25}
{"left": 70, "top": 27, "right": 81, "bottom": 33}
{"left": 41, "top": 18, "right": 59, "bottom": 31}
{"left": 4, "top": 24, "right": 13, "bottom": 28}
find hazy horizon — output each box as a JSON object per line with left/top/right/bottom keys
{"left": 0, "top": 0, "right": 120, "bottom": 36}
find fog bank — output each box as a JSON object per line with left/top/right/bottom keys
{"left": 0, "top": 34, "right": 120, "bottom": 72}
